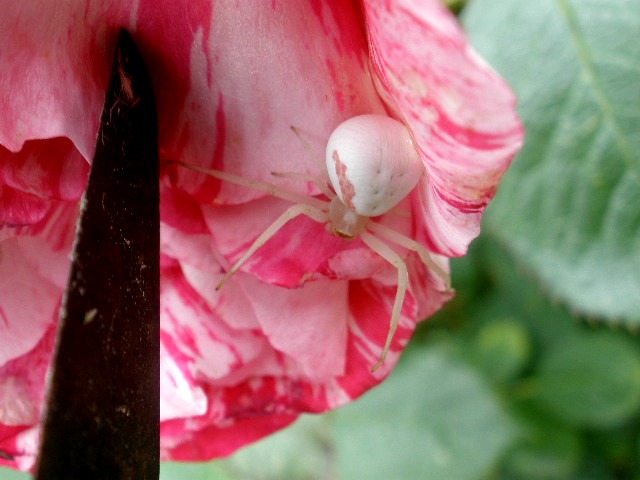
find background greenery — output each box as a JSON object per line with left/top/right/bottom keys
{"left": 3, "top": 0, "right": 638, "bottom": 478}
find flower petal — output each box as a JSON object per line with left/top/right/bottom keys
{"left": 0, "top": 325, "right": 58, "bottom": 472}
{"left": 152, "top": 1, "right": 384, "bottom": 204}
{"left": 0, "top": 187, "right": 49, "bottom": 226}
{"left": 364, "top": 0, "right": 524, "bottom": 256}
{"left": 0, "top": 204, "right": 76, "bottom": 366}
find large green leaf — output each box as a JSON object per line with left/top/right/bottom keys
{"left": 463, "top": 0, "right": 640, "bottom": 322}
{"left": 533, "top": 332, "right": 640, "bottom": 428}
{"left": 330, "top": 346, "right": 517, "bottom": 480}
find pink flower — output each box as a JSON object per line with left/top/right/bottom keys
{"left": 0, "top": 0, "right": 523, "bottom": 471}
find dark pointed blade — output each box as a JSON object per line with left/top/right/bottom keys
{"left": 36, "top": 30, "right": 160, "bottom": 480}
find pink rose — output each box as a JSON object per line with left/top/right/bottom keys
{"left": 0, "top": 0, "right": 523, "bottom": 471}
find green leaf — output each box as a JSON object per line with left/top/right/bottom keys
{"left": 463, "top": 0, "right": 640, "bottom": 323}
{"left": 533, "top": 332, "right": 640, "bottom": 427}
{"left": 330, "top": 346, "right": 517, "bottom": 480}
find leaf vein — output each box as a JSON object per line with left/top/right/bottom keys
{"left": 555, "top": 0, "right": 639, "bottom": 180}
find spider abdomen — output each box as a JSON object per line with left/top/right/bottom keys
{"left": 325, "top": 114, "right": 425, "bottom": 217}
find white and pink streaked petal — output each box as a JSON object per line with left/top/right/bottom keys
{"left": 160, "top": 391, "right": 298, "bottom": 461}
{"left": 0, "top": 139, "right": 88, "bottom": 202}
{"left": 0, "top": 249, "right": 56, "bottom": 366}
{"left": 0, "top": 204, "right": 77, "bottom": 470}
{"left": 322, "top": 246, "right": 388, "bottom": 280}
{"left": 0, "top": 204, "right": 76, "bottom": 366}
{"left": 161, "top": 269, "right": 269, "bottom": 382}
{"left": 0, "top": 324, "right": 58, "bottom": 471}
{"left": 200, "top": 193, "right": 421, "bottom": 289}
{"left": 162, "top": 1, "right": 385, "bottom": 204}
{"left": 160, "top": 342, "right": 208, "bottom": 422}
{"left": 164, "top": 259, "right": 350, "bottom": 381}
{"left": 153, "top": 229, "right": 316, "bottom": 458}
{"left": 0, "top": 186, "right": 49, "bottom": 227}
{"left": 0, "top": 0, "right": 378, "bottom": 201}
{"left": 363, "top": 0, "right": 524, "bottom": 256}
{"left": 237, "top": 275, "right": 349, "bottom": 380}
{"left": 0, "top": 138, "right": 88, "bottom": 225}
{"left": 0, "top": 3, "right": 134, "bottom": 156}
{"left": 321, "top": 197, "right": 421, "bottom": 281}
{"left": 332, "top": 256, "right": 450, "bottom": 396}
{"left": 202, "top": 198, "right": 347, "bottom": 288}
{"left": 406, "top": 251, "right": 454, "bottom": 320}
{"left": 331, "top": 278, "right": 417, "bottom": 398}
{"left": 160, "top": 222, "right": 224, "bottom": 276}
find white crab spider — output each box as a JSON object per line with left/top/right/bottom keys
{"left": 174, "top": 114, "right": 451, "bottom": 371}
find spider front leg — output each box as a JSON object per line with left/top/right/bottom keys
{"left": 269, "top": 170, "right": 335, "bottom": 200}
{"left": 170, "top": 160, "right": 327, "bottom": 209}
{"left": 359, "top": 230, "right": 410, "bottom": 372}
{"left": 217, "top": 202, "right": 329, "bottom": 289}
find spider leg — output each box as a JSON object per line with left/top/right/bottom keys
{"left": 217, "top": 203, "right": 329, "bottom": 290}
{"left": 359, "top": 230, "right": 409, "bottom": 372}
{"left": 170, "top": 160, "right": 327, "bottom": 210}
{"left": 290, "top": 126, "right": 330, "bottom": 180}
{"left": 270, "top": 171, "right": 334, "bottom": 199}
{"left": 366, "top": 220, "right": 451, "bottom": 291}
